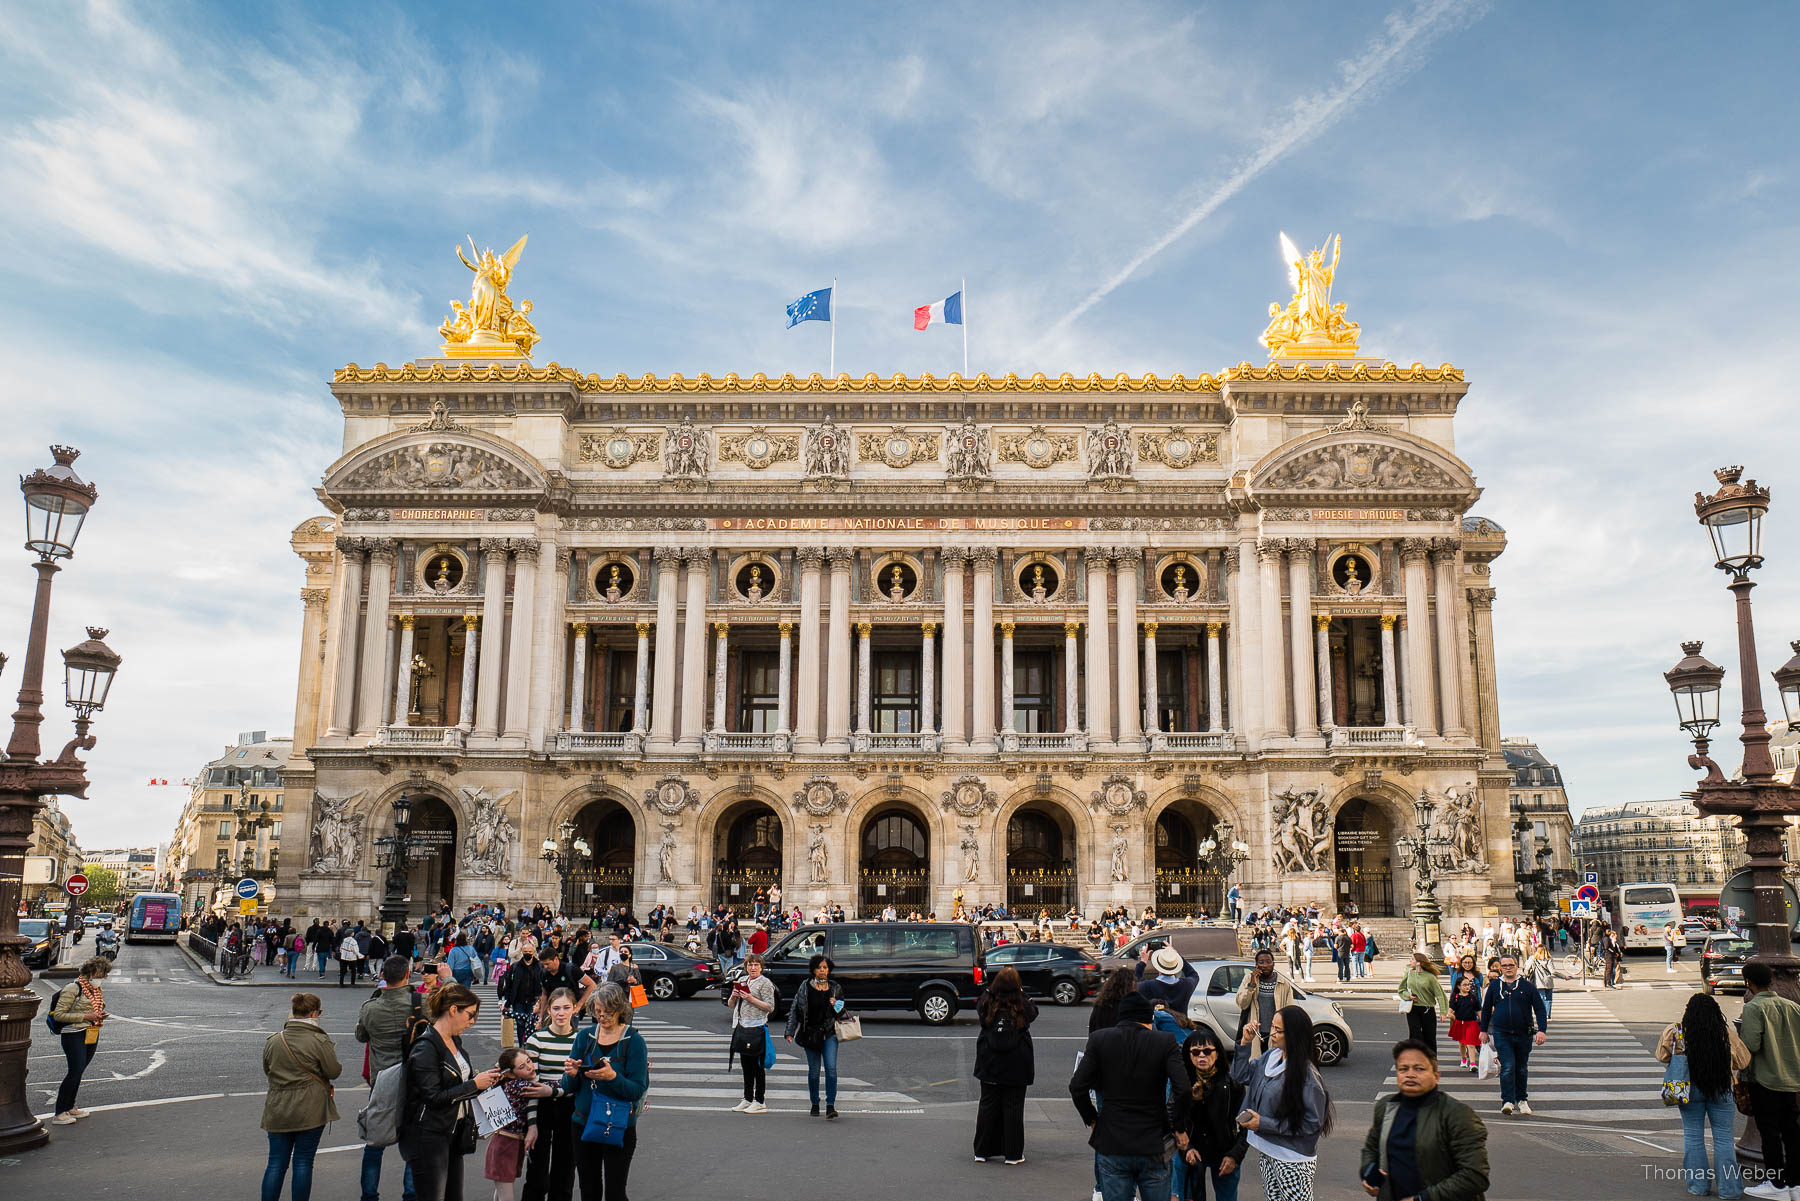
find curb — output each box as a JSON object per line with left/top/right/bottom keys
{"left": 175, "top": 935, "right": 294, "bottom": 987}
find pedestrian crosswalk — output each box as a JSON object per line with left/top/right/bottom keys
{"left": 1383, "top": 993, "right": 1676, "bottom": 1126}
{"left": 467, "top": 1011, "right": 924, "bottom": 1115}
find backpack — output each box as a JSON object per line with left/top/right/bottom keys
{"left": 358, "top": 1061, "right": 408, "bottom": 1147}
{"left": 986, "top": 1010, "right": 1023, "bottom": 1053}
{"left": 45, "top": 982, "right": 79, "bottom": 1035}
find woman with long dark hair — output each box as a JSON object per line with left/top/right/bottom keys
{"left": 1231, "top": 1004, "right": 1333, "bottom": 1201}
{"left": 1657, "top": 992, "right": 1748, "bottom": 1197}
{"left": 972, "top": 965, "right": 1038, "bottom": 1165}
{"left": 400, "top": 983, "right": 504, "bottom": 1201}
{"left": 783, "top": 953, "right": 846, "bottom": 1119}
{"left": 1089, "top": 967, "right": 1137, "bottom": 1034}
{"left": 1173, "top": 1026, "right": 1247, "bottom": 1201}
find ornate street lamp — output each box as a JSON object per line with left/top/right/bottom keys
{"left": 0, "top": 447, "right": 116, "bottom": 1154}
{"left": 1667, "top": 466, "right": 1800, "bottom": 1002}
{"left": 1398, "top": 789, "right": 1449, "bottom": 963}
{"left": 541, "top": 820, "right": 591, "bottom": 913}
{"left": 1198, "top": 821, "right": 1251, "bottom": 922}
{"left": 375, "top": 792, "right": 420, "bottom": 938}
{"left": 231, "top": 786, "right": 274, "bottom": 878}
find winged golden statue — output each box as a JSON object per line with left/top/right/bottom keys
{"left": 1260, "top": 232, "right": 1361, "bottom": 360}
{"left": 439, "top": 234, "right": 538, "bottom": 358}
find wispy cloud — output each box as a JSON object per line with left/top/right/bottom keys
{"left": 1039, "top": 0, "right": 1488, "bottom": 344}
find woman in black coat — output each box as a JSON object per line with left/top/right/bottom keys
{"left": 971, "top": 966, "right": 1038, "bottom": 1165}
{"left": 1172, "top": 1026, "right": 1248, "bottom": 1201}
{"left": 399, "top": 983, "right": 504, "bottom": 1201}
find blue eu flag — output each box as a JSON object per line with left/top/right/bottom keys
{"left": 786, "top": 285, "right": 833, "bottom": 328}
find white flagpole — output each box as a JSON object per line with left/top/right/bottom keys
{"left": 830, "top": 277, "right": 838, "bottom": 378}
{"left": 961, "top": 277, "right": 968, "bottom": 378}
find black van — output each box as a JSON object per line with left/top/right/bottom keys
{"left": 759, "top": 922, "right": 986, "bottom": 1024}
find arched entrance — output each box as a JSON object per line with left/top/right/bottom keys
{"left": 859, "top": 807, "right": 930, "bottom": 916}
{"left": 564, "top": 800, "right": 636, "bottom": 918}
{"left": 404, "top": 795, "right": 458, "bottom": 917}
{"left": 1154, "top": 800, "right": 1223, "bottom": 918}
{"left": 712, "top": 802, "right": 783, "bottom": 911}
{"left": 1006, "top": 803, "right": 1078, "bottom": 918}
{"left": 1333, "top": 797, "right": 1395, "bottom": 916}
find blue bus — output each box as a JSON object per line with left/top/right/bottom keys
{"left": 126, "top": 892, "right": 182, "bottom": 944}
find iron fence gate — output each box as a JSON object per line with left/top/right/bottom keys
{"left": 1335, "top": 867, "right": 1394, "bottom": 917}
{"left": 562, "top": 867, "right": 634, "bottom": 917}
{"left": 858, "top": 869, "right": 929, "bottom": 917}
{"left": 1007, "top": 869, "right": 1078, "bottom": 919}
{"left": 711, "top": 868, "right": 783, "bottom": 913}
{"left": 1154, "top": 869, "right": 1225, "bottom": 918}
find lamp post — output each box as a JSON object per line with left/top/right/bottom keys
{"left": 1197, "top": 820, "right": 1251, "bottom": 922}
{"left": 541, "top": 820, "right": 591, "bottom": 915}
{"left": 1398, "top": 789, "right": 1448, "bottom": 962}
{"left": 373, "top": 792, "right": 418, "bottom": 939}
{"left": 0, "top": 447, "right": 119, "bottom": 1154}
{"left": 231, "top": 784, "right": 274, "bottom": 880}
{"left": 1665, "top": 467, "right": 1800, "bottom": 1001}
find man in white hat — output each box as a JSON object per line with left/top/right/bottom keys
{"left": 1136, "top": 945, "right": 1198, "bottom": 1015}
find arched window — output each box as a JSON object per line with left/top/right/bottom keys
{"left": 727, "top": 810, "right": 783, "bottom": 871}
{"left": 1155, "top": 811, "right": 1198, "bottom": 870}
{"left": 1006, "top": 810, "right": 1064, "bottom": 870}
{"left": 862, "top": 810, "right": 929, "bottom": 871}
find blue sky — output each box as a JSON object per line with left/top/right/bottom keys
{"left": 2, "top": 0, "right": 1795, "bottom": 847}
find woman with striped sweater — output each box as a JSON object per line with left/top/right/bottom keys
{"left": 519, "top": 988, "right": 580, "bottom": 1201}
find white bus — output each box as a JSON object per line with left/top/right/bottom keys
{"left": 1614, "top": 882, "right": 1685, "bottom": 951}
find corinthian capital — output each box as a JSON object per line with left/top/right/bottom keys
{"left": 797, "top": 546, "right": 827, "bottom": 570}
{"left": 1282, "top": 537, "right": 1316, "bottom": 555}
{"left": 939, "top": 546, "right": 970, "bottom": 569}
{"left": 1223, "top": 548, "right": 1240, "bottom": 572}
{"left": 1256, "top": 539, "right": 1286, "bottom": 564}
{"left": 1085, "top": 547, "right": 1112, "bottom": 570}
{"left": 511, "top": 539, "right": 542, "bottom": 563}
{"left": 334, "top": 535, "right": 364, "bottom": 556}
{"left": 683, "top": 546, "right": 713, "bottom": 568}
{"left": 970, "top": 546, "right": 999, "bottom": 567}
{"left": 366, "top": 538, "right": 398, "bottom": 565}
{"left": 654, "top": 546, "right": 685, "bottom": 569}
{"left": 300, "top": 587, "right": 331, "bottom": 610}
{"left": 1399, "top": 537, "right": 1433, "bottom": 564}
{"left": 1112, "top": 546, "right": 1144, "bottom": 567}
{"left": 480, "top": 536, "right": 512, "bottom": 555}
{"left": 555, "top": 548, "right": 574, "bottom": 572}
{"left": 826, "top": 547, "right": 856, "bottom": 569}
{"left": 1431, "top": 535, "right": 1463, "bottom": 559}
{"left": 1465, "top": 587, "right": 1497, "bottom": 610}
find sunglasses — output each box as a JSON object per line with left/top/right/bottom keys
{"left": 1189, "top": 1047, "right": 1219, "bottom": 1057}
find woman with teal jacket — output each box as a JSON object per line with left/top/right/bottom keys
{"left": 560, "top": 983, "right": 649, "bottom": 1201}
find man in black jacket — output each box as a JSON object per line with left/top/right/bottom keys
{"left": 502, "top": 950, "right": 547, "bottom": 1044}
{"left": 1070, "top": 993, "right": 1186, "bottom": 1200}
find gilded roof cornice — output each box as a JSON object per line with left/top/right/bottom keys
{"left": 332, "top": 361, "right": 1463, "bottom": 394}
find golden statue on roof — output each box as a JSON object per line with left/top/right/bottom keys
{"left": 439, "top": 234, "right": 538, "bottom": 358}
{"left": 1260, "top": 233, "right": 1361, "bottom": 360}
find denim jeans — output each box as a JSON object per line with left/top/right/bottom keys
{"left": 1351, "top": 950, "right": 1366, "bottom": 977}
{"left": 1096, "top": 1152, "right": 1171, "bottom": 1201}
{"left": 1172, "top": 1155, "right": 1241, "bottom": 1201}
{"left": 314, "top": 949, "right": 329, "bottom": 976}
{"left": 1667, "top": 945, "right": 1676, "bottom": 969}
{"left": 803, "top": 1035, "right": 839, "bottom": 1107}
{"left": 1541, "top": 990, "right": 1554, "bottom": 1025}
{"left": 263, "top": 1126, "right": 324, "bottom": 1201}
{"left": 359, "top": 1143, "right": 417, "bottom": 1201}
{"left": 1491, "top": 1029, "right": 1535, "bottom": 1104}
{"left": 55, "top": 1032, "right": 96, "bottom": 1115}
{"left": 1680, "top": 1090, "right": 1741, "bottom": 1197}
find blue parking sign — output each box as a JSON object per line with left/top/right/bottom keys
{"left": 235, "top": 877, "right": 261, "bottom": 899}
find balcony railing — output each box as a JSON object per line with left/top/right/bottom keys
{"left": 1328, "top": 726, "right": 1415, "bottom": 748}
{"left": 705, "top": 731, "right": 791, "bottom": 753}
{"left": 1001, "top": 731, "right": 1089, "bottom": 752}
{"left": 1150, "top": 731, "right": 1232, "bottom": 752}
{"left": 375, "top": 725, "right": 466, "bottom": 749}
{"left": 852, "top": 731, "right": 941, "bottom": 753}
{"left": 552, "top": 730, "right": 643, "bottom": 753}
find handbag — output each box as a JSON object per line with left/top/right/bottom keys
{"left": 581, "top": 1095, "right": 632, "bottom": 1146}
{"left": 835, "top": 1014, "right": 864, "bottom": 1042}
{"left": 1477, "top": 1042, "right": 1497, "bottom": 1080}
{"left": 1662, "top": 1054, "right": 1691, "bottom": 1107}
{"left": 1733, "top": 1078, "right": 1754, "bottom": 1116}
{"left": 762, "top": 1028, "right": 778, "bottom": 1070}
{"left": 1395, "top": 995, "right": 1414, "bottom": 1014}
{"left": 629, "top": 982, "right": 648, "bottom": 1009}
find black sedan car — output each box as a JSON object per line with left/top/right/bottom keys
{"left": 626, "top": 941, "right": 718, "bottom": 1000}
{"left": 21, "top": 918, "right": 61, "bottom": 969}
{"left": 984, "top": 941, "right": 1102, "bottom": 1006}
{"left": 1700, "top": 933, "right": 1755, "bottom": 995}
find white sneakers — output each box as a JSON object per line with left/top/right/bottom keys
{"left": 51, "top": 1114, "right": 78, "bottom": 1125}
{"left": 1743, "top": 1184, "right": 1789, "bottom": 1200}
{"left": 743, "top": 1102, "right": 767, "bottom": 1114}
{"left": 1500, "top": 1102, "right": 1515, "bottom": 1116}
{"left": 1516, "top": 1101, "right": 1533, "bottom": 1116}
{"left": 66, "top": 1108, "right": 89, "bottom": 1118}
{"left": 730, "top": 1100, "right": 750, "bottom": 1112}
{"left": 1092, "top": 1191, "right": 1104, "bottom": 1201}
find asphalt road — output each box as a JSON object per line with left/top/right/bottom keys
{"left": 0, "top": 944, "right": 1744, "bottom": 1200}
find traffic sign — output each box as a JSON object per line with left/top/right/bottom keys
{"left": 235, "top": 877, "right": 261, "bottom": 899}
{"left": 238, "top": 897, "right": 259, "bottom": 915}
{"left": 65, "top": 873, "right": 89, "bottom": 896}
{"left": 1575, "top": 884, "right": 1601, "bottom": 904}
{"left": 1583, "top": 871, "right": 1598, "bottom": 886}
{"left": 1570, "top": 899, "right": 1594, "bottom": 916}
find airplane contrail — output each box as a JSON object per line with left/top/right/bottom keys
{"left": 1039, "top": 0, "right": 1488, "bottom": 345}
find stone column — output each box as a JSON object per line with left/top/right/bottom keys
{"left": 1379, "top": 614, "right": 1401, "bottom": 727}
{"left": 677, "top": 549, "right": 710, "bottom": 749}
{"left": 501, "top": 540, "right": 539, "bottom": 742}
{"left": 458, "top": 615, "right": 479, "bottom": 730}
{"left": 1400, "top": 539, "right": 1435, "bottom": 736}
{"left": 648, "top": 548, "right": 682, "bottom": 748}
{"left": 711, "top": 622, "right": 730, "bottom": 735}
{"left": 794, "top": 548, "right": 824, "bottom": 749}
{"left": 1230, "top": 542, "right": 1260, "bottom": 742}
{"left": 354, "top": 540, "right": 396, "bottom": 738}
{"left": 391, "top": 613, "right": 416, "bottom": 727}
{"left": 1286, "top": 541, "right": 1318, "bottom": 739}
{"left": 1084, "top": 548, "right": 1112, "bottom": 745}
{"left": 969, "top": 548, "right": 997, "bottom": 750}
{"left": 474, "top": 539, "right": 509, "bottom": 741}
{"left": 940, "top": 551, "right": 968, "bottom": 748}
{"left": 1207, "top": 621, "right": 1224, "bottom": 733}
{"left": 999, "top": 621, "right": 1016, "bottom": 738}
{"left": 1466, "top": 589, "right": 1501, "bottom": 749}
{"left": 1114, "top": 548, "right": 1141, "bottom": 744}
{"left": 632, "top": 620, "right": 652, "bottom": 733}
{"left": 1068, "top": 619, "right": 1087, "bottom": 735}
{"left": 324, "top": 539, "right": 363, "bottom": 739}
{"left": 777, "top": 621, "right": 794, "bottom": 737}
{"left": 529, "top": 547, "right": 568, "bottom": 752}
{"left": 1432, "top": 539, "right": 1467, "bottom": 738}
{"left": 1314, "top": 614, "right": 1334, "bottom": 731}
{"left": 293, "top": 588, "right": 331, "bottom": 750}
{"left": 1257, "top": 540, "right": 1288, "bottom": 739}
{"left": 823, "top": 548, "right": 854, "bottom": 751}
{"left": 568, "top": 621, "right": 589, "bottom": 731}
{"left": 919, "top": 622, "right": 936, "bottom": 735}
{"left": 1139, "top": 621, "right": 1157, "bottom": 733}
{"left": 855, "top": 621, "right": 873, "bottom": 737}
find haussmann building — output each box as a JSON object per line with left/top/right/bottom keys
{"left": 278, "top": 235, "right": 1519, "bottom": 934}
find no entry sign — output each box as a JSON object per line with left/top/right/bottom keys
{"left": 65, "top": 873, "right": 89, "bottom": 896}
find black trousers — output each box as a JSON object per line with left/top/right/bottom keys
{"left": 55, "top": 1032, "right": 95, "bottom": 1114}
{"left": 399, "top": 1130, "right": 466, "bottom": 1201}
{"left": 973, "top": 1082, "right": 1027, "bottom": 1161}
{"left": 340, "top": 958, "right": 361, "bottom": 986}
{"left": 522, "top": 1095, "right": 575, "bottom": 1201}
{"left": 1750, "top": 1083, "right": 1800, "bottom": 1191}
{"left": 572, "top": 1122, "right": 635, "bottom": 1201}
{"left": 1405, "top": 1005, "right": 1438, "bottom": 1056}
{"left": 739, "top": 1029, "right": 767, "bottom": 1103}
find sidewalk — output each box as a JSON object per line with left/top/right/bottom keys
{"left": 175, "top": 932, "right": 306, "bottom": 987}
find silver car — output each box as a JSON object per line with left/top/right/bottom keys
{"left": 1183, "top": 959, "right": 1356, "bottom": 1066}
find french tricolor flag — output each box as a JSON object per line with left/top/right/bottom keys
{"left": 913, "top": 289, "right": 963, "bottom": 330}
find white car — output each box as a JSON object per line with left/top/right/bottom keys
{"left": 1184, "top": 959, "right": 1356, "bottom": 1066}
